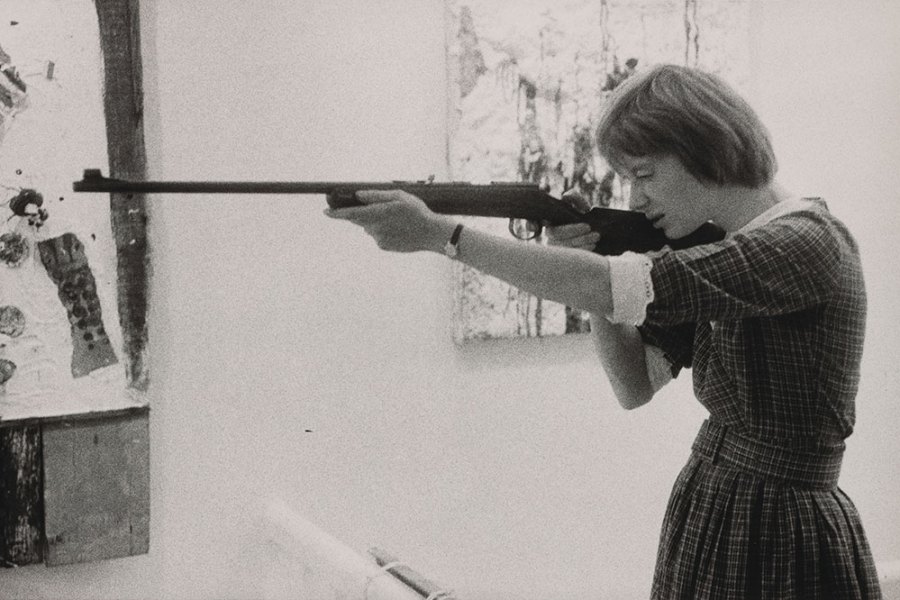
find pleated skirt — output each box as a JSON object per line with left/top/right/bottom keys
{"left": 651, "top": 426, "right": 882, "bottom": 599}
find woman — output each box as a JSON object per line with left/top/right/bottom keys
{"left": 325, "top": 64, "right": 881, "bottom": 599}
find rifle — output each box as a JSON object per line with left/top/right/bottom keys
{"left": 73, "top": 169, "right": 725, "bottom": 255}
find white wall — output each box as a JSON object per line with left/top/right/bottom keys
{"left": 2, "top": 1, "right": 898, "bottom": 599}
{"left": 750, "top": 0, "right": 900, "bottom": 570}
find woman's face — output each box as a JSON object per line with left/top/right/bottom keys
{"left": 617, "top": 154, "right": 716, "bottom": 239}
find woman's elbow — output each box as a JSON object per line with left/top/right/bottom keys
{"left": 607, "top": 369, "right": 656, "bottom": 410}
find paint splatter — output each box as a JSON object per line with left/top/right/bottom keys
{"left": 0, "top": 305, "right": 25, "bottom": 337}
{"left": 0, "top": 66, "right": 26, "bottom": 118}
{"left": 8, "top": 188, "right": 42, "bottom": 216}
{"left": 0, "top": 358, "right": 15, "bottom": 384}
{"left": 38, "top": 233, "right": 117, "bottom": 377}
{"left": 6, "top": 188, "right": 49, "bottom": 229}
{"left": 0, "top": 232, "right": 29, "bottom": 267}
{"left": 0, "top": 66, "right": 26, "bottom": 93}
{"left": 0, "top": 44, "right": 27, "bottom": 144}
{"left": 457, "top": 6, "right": 487, "bottom": 98}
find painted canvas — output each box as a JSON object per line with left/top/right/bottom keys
{"left": 0, "top": 1, "right": 147, "bottom": 421}
{"left": 446, "top": 0, "right": 753, "bottom": 342}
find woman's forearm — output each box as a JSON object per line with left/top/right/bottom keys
{"left": 444, "top": 222, "right": 614, "bottom": 315}
{"left": 588, "top": 314, "right": 654, "bottom": 409}
{"left": 432, "top": 221, "right": 653, "bottom": 408}
{"left": 423, "top": 218, "right": 652, "bottom": 407}
{"left": 327, "top": 192, "right": 612, "bottom": 313}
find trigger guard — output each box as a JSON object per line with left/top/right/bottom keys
{"left": 508, "top": 218, "right": 542, "bottom": 240}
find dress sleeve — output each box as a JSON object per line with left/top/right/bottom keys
{"left": 637, "top": 320, "right": 696, "bottom": 378}
{"left": 644, "top": 342, "right": 674, "bottom": 391}
{"left": 607, "top": 249, "right": 696, "bottom": 378}
{"left": 608, "top": 252, "right": 689, "bottom": 383}
{"left": 646, "top": 210, "right": 852, "bottom": 325}
{"left": 607, "top": 251, "right": 654, "bottom": 325}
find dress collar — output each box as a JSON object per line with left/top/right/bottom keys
{"left": 735, "top": 196, "right": 825, "bottom": 234}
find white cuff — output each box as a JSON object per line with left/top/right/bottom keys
{"left": 607, "top": 252, "right": 654, "bottom": 325}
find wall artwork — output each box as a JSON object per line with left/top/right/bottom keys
{"left": 446, "top": 0, "right": 752, "bottom": 342}
{"left": 0, "top": 0, "right": 148, "bottom": 422}
{"left": 1, "top": 0, "right": 150, "bottom": 568}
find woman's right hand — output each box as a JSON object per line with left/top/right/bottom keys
{"left": 544, "top": 189, "right": 600, "bottom": 251}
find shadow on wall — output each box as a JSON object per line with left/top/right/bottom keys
{"left": 261, "top": 499, "right": 455, "bottom": 600}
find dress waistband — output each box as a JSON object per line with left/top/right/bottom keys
{"left": 691, "top": 419, "right": 843, "bottom": 490}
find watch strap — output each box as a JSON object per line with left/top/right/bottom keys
{"left": 443, "top": 224, "right": 464, "bottom": 258}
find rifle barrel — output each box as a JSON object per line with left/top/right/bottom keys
{"left": 72, "top": 169, "right": 583, "bottom": 223}
{"left": 72, "top": 169, "right": 537, "bottom": 195}
{"left": 74, "top": 170, "right": 384, "bottom": 195}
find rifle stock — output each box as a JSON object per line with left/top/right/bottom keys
{"left": 73, "top": 169, "right": 725, "bottom": 255}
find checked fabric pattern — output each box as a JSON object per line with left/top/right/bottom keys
{"left": 637, "top": 200, "right": 880, "bottom": 599}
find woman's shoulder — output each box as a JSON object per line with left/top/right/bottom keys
{"left": 739, "top": 197, "right": 859, "bottom": 256}
{"left": 764, "top": 196, "right": 858, "bottom": 253}
{"left": 740, "top": 197, "right": 831, "bottom": 232}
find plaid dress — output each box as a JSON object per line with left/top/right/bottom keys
{"left": 638, "top": 200, "right": 881, "bottom": 599}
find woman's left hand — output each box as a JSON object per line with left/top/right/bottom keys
{"left": 324, "top": 190, "right": 453, "bottom": 253}
{"left": 544, "top": 189, "right": 600, "bottom": 251}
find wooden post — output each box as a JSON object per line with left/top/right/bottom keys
{"left": 0, "top": 424, "right": 43, "bottom": 567}
{"left": 94, "top": 0, "right": 150, "bottom": 392}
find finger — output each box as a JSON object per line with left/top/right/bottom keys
{"left": 549, "top": 230, "right": 600, "bottom": 249}
{"left": 355, "top": 189, "right": 404, "bottom": 204}
{"left": 567, "top": 232, "right": 601, "bottom": 249}
{"left": 323, "top": 203, "right": 389, "bottom": 221}
{"left": 560, "top": 189, "right": 592, "bottom": 212}
{"left": 545, "top": 222, "right": 592, "bottom": 240}
{"left": 580, "top": 232, "right": 602, "bottom": 250}
{"left": 323, "top": 206, "right": 364, "bottom": 220}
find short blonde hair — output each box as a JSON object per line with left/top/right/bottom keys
{"left": 596, "top": 64, "right": 777, "bottom": 188}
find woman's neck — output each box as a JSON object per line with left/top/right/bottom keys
{"left": 711, "top": 181, "right": 792, "bottom": 232}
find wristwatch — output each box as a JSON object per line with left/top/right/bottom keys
{"left": 443, "top": 224, "right": 464, "bottom": 259}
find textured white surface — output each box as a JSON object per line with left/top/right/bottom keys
{"left": 447, "top": 0, "right": 753, "bottom": 341}
{"left": 0, "top": 1, "right": 140, "bottom": 420}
